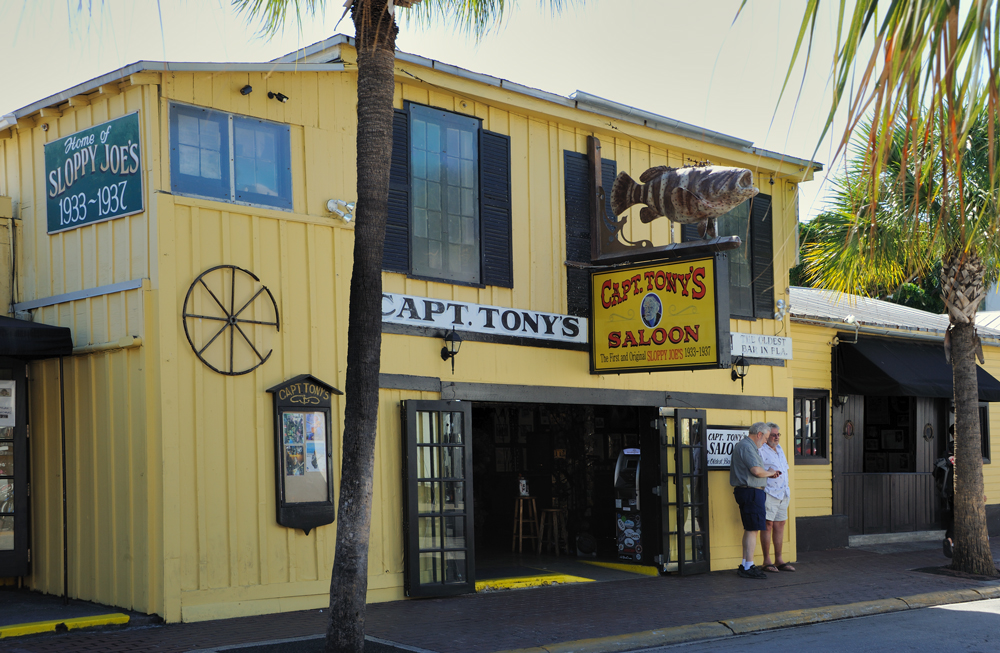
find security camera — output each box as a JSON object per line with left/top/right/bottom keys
{"left": 844, "top": 315, "right": 856, "bottom": 325}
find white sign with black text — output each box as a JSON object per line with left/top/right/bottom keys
{"left": 730, "top": 333, "right": 793, "bottom": 360}
{"left": 707, "top": 426, "right": 749, "bottom": 469}
{"left": 381, "top": 292, "right": 588, "bottom": 345}
{"left": 0, "top": 380, "right": 15, "bottom": 428}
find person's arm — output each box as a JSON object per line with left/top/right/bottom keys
{"left": 750, "top": 465, "right": 779, "bottom": 479}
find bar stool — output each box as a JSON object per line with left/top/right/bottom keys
{"left": 538, "top": 508, "right": 568, "bottom": 555}
{"left": 511, "top": 496, "right": 539, "bottom": 553}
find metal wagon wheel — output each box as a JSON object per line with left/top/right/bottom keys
{"left": 182, "top": 265, "right": 280, "bottom": 376}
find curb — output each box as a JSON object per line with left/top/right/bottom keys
{"left": 0, "top": 613, "right": 130, "bottom": 639}
{"left": 491, "top": 587, "right": 1000, "bottom": 653}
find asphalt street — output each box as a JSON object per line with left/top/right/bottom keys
{"left": 650, "top": 597, "right": 1000, "bottom": 652}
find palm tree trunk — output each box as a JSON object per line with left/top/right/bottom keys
{"left": 942, "top": 250, "right": 998, "bottom": 577}
{"left": 949, "top": 322, "right": 996, "bottom": 575}
{"left": 326, "top": 2, "right": 397, "bottom": 651}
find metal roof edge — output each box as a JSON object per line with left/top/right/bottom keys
{"left": 790, "top": 315, "right": 1000, "bottom": 346}
{"left": 0, "top": 61, "right": 346, "bottom": 130}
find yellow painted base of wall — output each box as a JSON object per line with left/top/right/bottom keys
{"left": 178, "top": 578, "right": 406, "bottom": 623}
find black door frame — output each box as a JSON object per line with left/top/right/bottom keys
{"left": 0, "top": 358, "right": 29, "bottom": 577}
{"left": 402, "top": 400, "right": 476, "bottom": 597}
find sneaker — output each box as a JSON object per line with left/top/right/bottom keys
{"left": 737, "top": 565, "right": 767, "bottom": 579}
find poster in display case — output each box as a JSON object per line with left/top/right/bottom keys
{"left": 267, "top": 374, "right": 342, "bottom": 534}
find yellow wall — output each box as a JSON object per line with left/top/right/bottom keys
{"left": 0, "top": 80, "right": 158, "bottom": 613}
{"left": 788, "top": 322, "right": 834, "bottom": 517}
{"left": 0, "top": 45, "right": 814, "bottom": 621}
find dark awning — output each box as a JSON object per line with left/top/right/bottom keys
{"left": 0, "top": 316, "right": 73, "bottom": 360}
{"left": 835, "top": 336, "right": 1000, "bottom": 402}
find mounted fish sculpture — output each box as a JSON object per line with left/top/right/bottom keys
{"left": 610, "top": 165, "right": 758, "bottom": 239}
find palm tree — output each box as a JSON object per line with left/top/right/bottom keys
{"left": 234, "top": 1, "right": 585, "bottom": 650}
{"left": 779, "top": 1, "right": 1000, "bottom": 576}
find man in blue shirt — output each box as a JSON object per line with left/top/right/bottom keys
{"left": 730, "top": 422, "right": 782, "bottom": 579}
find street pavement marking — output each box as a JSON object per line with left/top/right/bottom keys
{"left": 475, "top": 574, "right": 594, "bottom": 592}
{"left": 0, "top": 613, "right": 130, "bottom": 638}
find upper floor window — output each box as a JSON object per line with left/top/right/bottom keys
{"left": 384, "top": 103, "right": 512, "bottom": 288}
{"left": 795, "top": 389, "right": 829, "bottom": 463}
{"left": 683, "top": 193, "right": 774, "bottom": 319}
{"left": 169, "top": 103, "right": 292, "bottom": 211}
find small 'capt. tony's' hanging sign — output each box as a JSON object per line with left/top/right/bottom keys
{"left": 44, "top": 112, "right": 144, "bottom": 234}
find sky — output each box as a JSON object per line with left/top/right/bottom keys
{"left": 0, "top": 0, "right": 859, "bottom": 221}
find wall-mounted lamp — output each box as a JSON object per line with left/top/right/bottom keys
{"left": 327, "top": 199, "right": 355, "bottom": 223}
{"left": 240, "top": 85, "right": 253, "bottom": 96}
{"left": 731, "top": 355, "right": 749, "bottom": 392}
{"left": 834, "top": 394, "right": 850, "bottom": 408}
{"left": 441, "top": 329, "right": 463, "bottom": 374}
{"left": 268, "top": 91, "right": 289, "bottom": 103}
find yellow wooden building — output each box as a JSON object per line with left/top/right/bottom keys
{"left": 0, "top": 35, "right": 823, "bottom": 622}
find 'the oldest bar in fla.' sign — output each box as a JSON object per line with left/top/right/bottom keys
{"left": 45, "top": 112, "right": 144, "bottom": 234}
{"left": 589, "top": 255, "right": 731, "bottom": 374}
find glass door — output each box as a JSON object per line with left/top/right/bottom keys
{"left": 658, "top": 409, "right": 709, "bottom": 576}
{"left": 402, "top": 400, "right": 476, "bottom": 597}
{"left": 0, "top": 359, "right": 28, "bottom": 577}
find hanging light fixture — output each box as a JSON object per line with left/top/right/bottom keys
{"left": 441, "top": 329, "right": 463, "bottom": 374}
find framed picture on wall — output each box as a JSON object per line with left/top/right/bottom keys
{"left": 889, "top": 453, "right": 911, "bottom": 472}
{"left": 881, "top": 429, "right": 906, "bottom": 450}
{"left": 868, "top": 396, "right": 890, "bottom": 424}
{"left": 865, "top": 453, "right": 888, "bottom": 473}
{"left": 864, "top": 438, "right": 879, "bottom": 451}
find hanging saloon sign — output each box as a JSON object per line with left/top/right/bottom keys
{"left": 44, "top": 112, "right": 144, "bottom": 234}
{"left": 590, "top": 254, "right": 731, "bottom": 374}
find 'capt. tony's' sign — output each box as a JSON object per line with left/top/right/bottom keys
{"left": 589, "top": 254, "right": 731, "bottom": 374}
{"left": 45, "top": 112, "right": 144, "bottom": 234}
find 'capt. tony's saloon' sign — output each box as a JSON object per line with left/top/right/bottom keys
{"left": 45, "top": 112, "right": 144, "bottom": 234}
{"left": 590, "top": 254, "right": 731, "bottom": 374}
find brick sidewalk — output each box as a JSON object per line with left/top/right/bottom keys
{"left": 2, "top": 539, "right": 998, "bottom": 653}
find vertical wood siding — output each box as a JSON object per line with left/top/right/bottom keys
{"left": 0, "top": 83, "right": 156, "bottom": 613}
{"left": 789, "top": 323, "right": 834, "bottom": 516}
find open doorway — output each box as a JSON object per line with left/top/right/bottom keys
{"left": 470, "top": 403, "right": 659, "bottom": 568}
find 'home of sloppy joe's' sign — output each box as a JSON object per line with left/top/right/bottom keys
{"left": 45, "top": 113, "right": 144, "bottom": 234}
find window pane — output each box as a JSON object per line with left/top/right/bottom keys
{"left": 0, "top": 479, "right": 11, "bottom": 522}
{"left": 444, "top": 516, "right": 466, "bottom": 548}
{"left": 717, "top": 202, "right": 752, "bottom": 316}
{"left": 0, "top": 515, "right": 11, "bottom": 551}
{"left": 418, "top": 516, "right": 440, "bottom": 549}
{"left": 418, "top": 551, "right": 440, "bottom": 584}
{"left": 444, "top": 551, "right": 466, "bottom": 583}
{"left": 410, "top": 105, "right": 480, "bottom": 284}
{"left": 0, "top": 440, "right": 12, "bottom": 476}
{"left": 417, "top": 481, "right": 439, "bottom": 513}
{"left": 442, "top": 481, "right": 464, "bottom": 511}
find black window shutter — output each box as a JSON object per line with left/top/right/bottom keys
{"left": 384, "top": 109, "right": 410, "bottom": 273}
{"left": 563, "top": 153, "right": 617, "bottom": 317}
{"left": 750, "top": 192, "right": 774, "bottom": 317}
{"left": 680, "top": 223, "right": 700, "bottom": 242}
{"left": 564, "top": 152, "right": 590, "bottom": 317}
{"left": 480, "top": 129, "right": 513, "bottom": 288}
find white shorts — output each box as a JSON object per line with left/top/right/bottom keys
{"left": 765, "top": 493, "right": 789, "bottom": 522}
